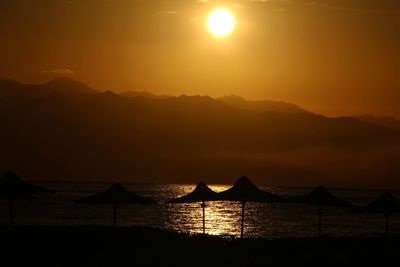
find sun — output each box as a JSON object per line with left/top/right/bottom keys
{"left": 207, "top": 8, "right": 235, "bottom": 37}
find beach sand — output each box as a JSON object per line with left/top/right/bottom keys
{"left": 1, "top": 226, "right": 398, "bottom": 266}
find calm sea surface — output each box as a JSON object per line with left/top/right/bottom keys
{"left": 0, "top": 183, "right": 399, "bottom": 239}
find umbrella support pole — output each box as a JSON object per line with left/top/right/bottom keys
{"left": 201, "top": 201, "right": 206, "bottom": 234}
{"left": 241, "top": 201, "right": 246, "bottom": 239}
{"left": 318, "top": 205, "right": 322, "bottom": 238}
{"left": 8, "top": 199, "right": 14, "bottom": 226}
{"left": 385, "top": 212, "right": 390, "bottom": 236}
{"left": 112, "top": 205, "right": 117, "bottom": 228}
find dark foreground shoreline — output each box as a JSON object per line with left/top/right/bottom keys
{"left": 1, "top": 226, "right": 399, "bottom": 267}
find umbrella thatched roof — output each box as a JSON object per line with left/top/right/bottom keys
{"left": 169, "top": 182, "right": 218, "bottom": 203}
{"left": 217, "top": 176, "right": 282, "bottom": 203}
{"left": 77, "top": 183, "right": 156, "bottom": 205}
{"left": 288, "top": 186, "right": 351, "bottom": 207}
{"left": 358, "top": 192, "right": 400, "bottom": 214}
{"left": 0, "top": 171, "right": 51, "bottom": 199}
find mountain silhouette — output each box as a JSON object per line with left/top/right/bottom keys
{"left": 44, "top": 77, "right": 97, "bottom": 95}
{"left": 0, "top": 77, "right": 20, "bottom": 90}
{"left": 120, "top": 92, "right": 309, "bottom": 113}
{"left": 0, "top": 77, "right": 97, "bottom": 109}
{"left": 119, "top": 90, "right": 172, "bottom": 99}
{"left": 218, "top": 95, "right": 308, "bottom": 114}
{"left": 1, "top": 78, "right": 400, "bottom": 187}
{"left": 354, "top": 115, "right": 400, "bottom": 131}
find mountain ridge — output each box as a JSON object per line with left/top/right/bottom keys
{"left": 218, "top": 94, "right": 309, "bottom": 114}
{"left": 0, "top": 77, "right": 312, "bottom": 114}
{"left": 354, "top": 114, "right": 400, "bottom": 131}
{"left": 1, "top": 77, "right": 400, "bottom": 188}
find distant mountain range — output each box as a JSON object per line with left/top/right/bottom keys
{"left": 217, "top": 95, "right": 309, "bottom": 114}
{"left": 120, "top": 90, "right": 309, "bottom": 114}
{"left": 355, "top": 114, "right": 400, "bottom": 131}
{"left": 119, "top": 90, "right": 172, "bottom": 99}
{"left": 0, "top": 77, "right": 97, "bottom": 109}
{"left": 0, "top": 77, "right": 96, "bottom": 96}
{"left": 1, "top": 77, "right": 399, "bottom": 188}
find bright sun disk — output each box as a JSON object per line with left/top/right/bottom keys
{"left": 207, "top": 9, "right": 235, "bottom": 37}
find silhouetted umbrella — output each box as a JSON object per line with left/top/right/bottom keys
{"left": 287, "top": 186, "right": 351, "bottom": 237}
{"left": 77, "top": 183, "right": 156, "bottom": 227}
{"left": 357, "top": 192, "right": 400, "bottom": 235}
{"left": 217, "top": 176, "right": 283, "bottom": 238}
{"left": 0, "top": 171, "right": 52, "bottom": 226}
{"left": 169, "top": 182, "right": 218, "bottom": 234}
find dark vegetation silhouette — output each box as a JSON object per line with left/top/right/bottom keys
{"left": 1, "top": 77, "right": 400, "bottom": 187}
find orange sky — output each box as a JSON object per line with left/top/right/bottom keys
{"left": 1, "top": 0, "right": 399, "bottom": 117}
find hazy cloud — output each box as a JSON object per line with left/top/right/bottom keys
{"left": 42, "top": 69, "right": 75, "bottom": 75}
{"left": 156, "top": 11, "right": 179, "bottom": 15}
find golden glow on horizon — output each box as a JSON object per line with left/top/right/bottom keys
{"left": 207, "top": 8, "right": 235, "bottom": 37}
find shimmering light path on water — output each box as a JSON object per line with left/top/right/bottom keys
{"left": 0, "top": 183, "right": 399, "bottom": 239}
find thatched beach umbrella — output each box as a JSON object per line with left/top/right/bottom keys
{"left": 357, "top": 192, "right": 400, "bottom": 235}
{"left": 0, "top": 171, "right": 52, "bottom": 226}
{"left": 287, "top": 186, "right": 351, "bottom": 237}
{"left": 218, "top": 176, "right": 283, "bottom": 238}
{"left": 169, "top": 182, "right": 218, "bottom": 234}
{"left": 77, "top": 183, "right": 156, "bottom": 227}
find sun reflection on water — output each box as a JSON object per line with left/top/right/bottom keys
{"left": 4, "top": 183, "right": 399, "bottom": 238}
{"left": 166, "top": 184, "right": 273, "bottom": 237}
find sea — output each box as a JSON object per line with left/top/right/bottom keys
{"left": 1, "top": 183, "right": 399, "bottom": 239}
